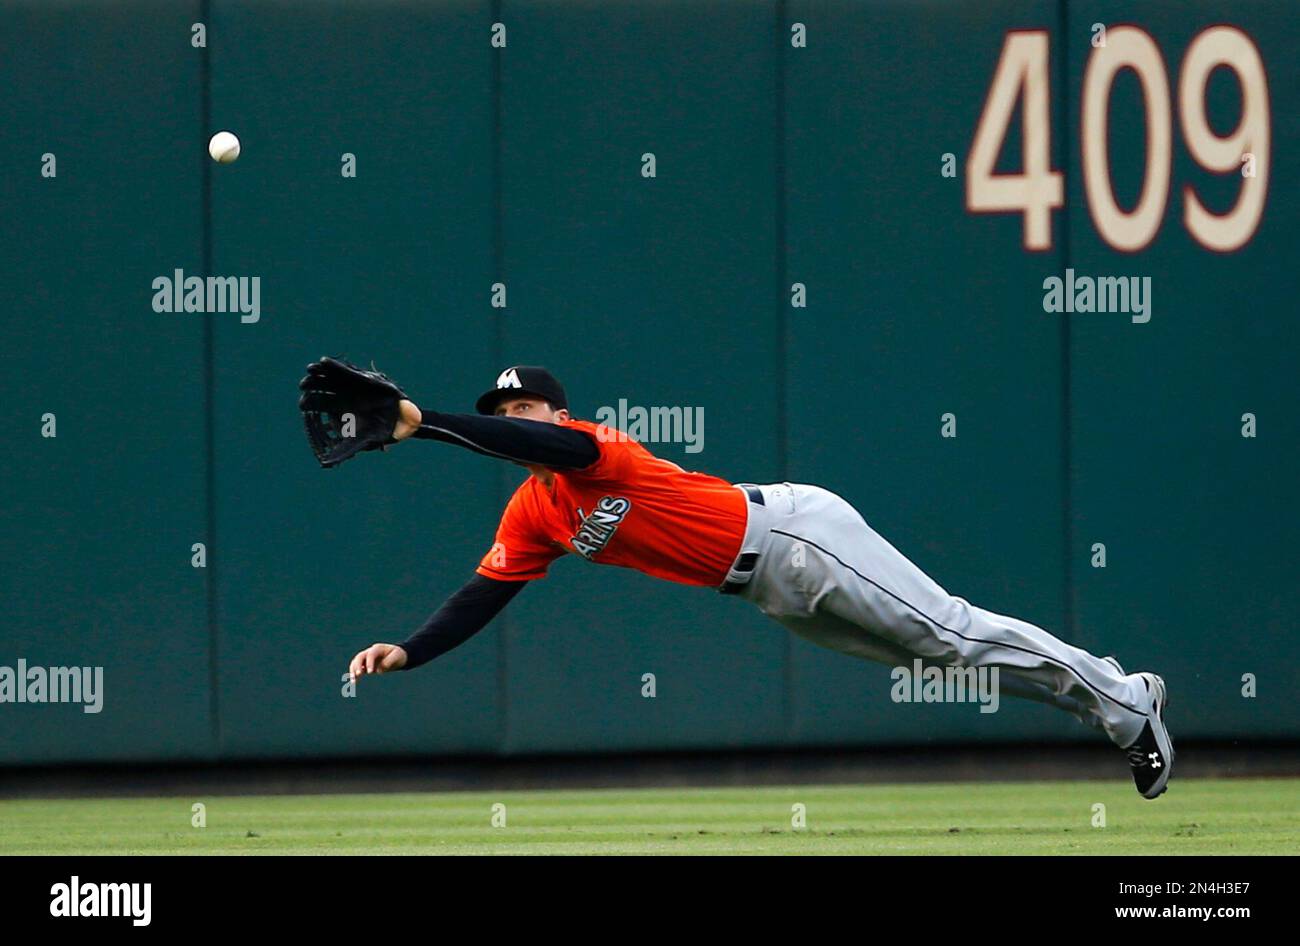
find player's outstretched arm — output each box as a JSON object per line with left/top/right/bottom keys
{"left": 392, "top": 399, "right": 598, "bottom": 470}
{"left": 347, "top": 573, "right": 528, "bottom": 681}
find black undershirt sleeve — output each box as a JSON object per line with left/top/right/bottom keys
{"left": 412, "top": 410, "right": 599, "bottom": 471}
{"left": 399, "top": 574, "right": 527, "bottom": 671}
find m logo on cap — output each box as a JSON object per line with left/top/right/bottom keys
{"left": 476, "top": 364, "right": 566, "bottom": 415}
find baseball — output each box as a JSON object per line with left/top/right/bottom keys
{"left": 208, "top": 130, "right": 241, "bottom": 164}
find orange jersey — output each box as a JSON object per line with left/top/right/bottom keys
{"left": 476, "top": 419, "right": 748, "bottom": 586}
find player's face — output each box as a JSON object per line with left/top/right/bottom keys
{"left": 495, "top": 396, "right": 568, "bottom": 424}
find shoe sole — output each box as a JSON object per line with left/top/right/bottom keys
{"left": 1140, "top": 673, "right": 1174, "bottom": 799}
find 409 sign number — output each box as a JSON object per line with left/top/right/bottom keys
{"left": 966, "top": 26, "right": 1270, "bottom": 253}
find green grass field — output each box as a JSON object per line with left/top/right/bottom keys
{"left": 2, "top": 778, "right": 1296, "bottom": 855}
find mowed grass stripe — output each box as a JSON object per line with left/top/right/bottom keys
{"left": 1, "top": 778, "right": 1295, "bottom": 855}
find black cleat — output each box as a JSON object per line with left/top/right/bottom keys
{"left": 1124, "top": 673, "right": 1174, "bottom": 799}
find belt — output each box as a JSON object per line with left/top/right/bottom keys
{"left": 720, "top": 485, "right": 765, "bottom": 595}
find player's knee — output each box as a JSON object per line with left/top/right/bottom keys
{"left": 938, "top": 594, "right": 975, "bottom": 631}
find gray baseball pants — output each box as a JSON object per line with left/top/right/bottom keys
{"left": 723, "top": 482, "right": 1149, "bottom": 747}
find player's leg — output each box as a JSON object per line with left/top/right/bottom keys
{"left": 743, "top": 483, "right": 1153, "bottom": 748}
{"left": 736, "top": 481, "right": 1173, "bottom": 796}
{"left": 774, "top": 609, "right": 1104, "bottom": 728}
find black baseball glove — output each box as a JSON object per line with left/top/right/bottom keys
{"left": 298, "top": 356, "right": 410, "bottom": 468}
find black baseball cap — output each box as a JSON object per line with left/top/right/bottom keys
{"left": 475, "top": 365, "right": 569, "bottom": 415}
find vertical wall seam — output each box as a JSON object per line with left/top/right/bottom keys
{"left": 199, "top": 0, "right": 221, "bottom": 756}
{"left": 491, "top": 0, "right": 508, "bottom": 755}
{"left": 1057, "top": 0, "right": 1075, "bottom": 643}
{"left": 774, "top": 0, "right": 792, "bottom": 741}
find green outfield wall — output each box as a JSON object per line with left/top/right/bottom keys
{"left": 1, "top": 0, "right": 1295, "bottom": 765}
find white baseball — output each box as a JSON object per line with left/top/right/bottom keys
{"left": 208, "top": 131, "right": 241, "bottom": 164}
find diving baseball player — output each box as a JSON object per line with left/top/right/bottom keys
{"left": 300, "top": 358, "right": 1173, "bottom": 798}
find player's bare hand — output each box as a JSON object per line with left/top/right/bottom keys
{"left": 348, "top": 643, "right": 408, "bottom": 681}
{"left": 392, "top": 399, "right": 422, "bottom": 441}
